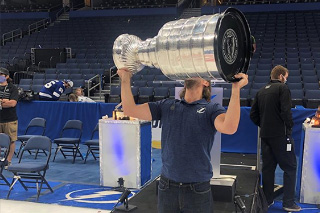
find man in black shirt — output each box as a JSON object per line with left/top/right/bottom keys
{"left": 250, "top": 65, "right": 301, "bottom": 212}
{"left": 0, "top": 67, "right": 19, "bottom": 166}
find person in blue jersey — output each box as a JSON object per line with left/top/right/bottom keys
{"left": 117, "top": 68, "right": 248, "bottom": 213}
{"left": 39, "top": 80, "right": 73, "bottom": 101}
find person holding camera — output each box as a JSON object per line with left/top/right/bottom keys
{"left": 0, "top": 67, "right": 19, "bottom": 167}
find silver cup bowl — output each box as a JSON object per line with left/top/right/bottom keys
{"left": 113, "top": 7, "right": 251, "bottom": 82}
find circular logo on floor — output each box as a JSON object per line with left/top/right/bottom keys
{"left": 63, "top": 188, "right": 135, "bottom": 203}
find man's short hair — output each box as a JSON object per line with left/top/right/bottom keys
{"left": 270, "top": 65, "right": 289, "bottom": 79}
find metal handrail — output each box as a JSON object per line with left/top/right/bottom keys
{"left": 48, "top": 3, "right": 63, "bottom": 12}
{"left": 87, "top": 74, "right": 102, "bottom": 100}
{"left": 188, "top": 0, "right": 197, "bottom": 8}
{"left": 55, "top": 7, "right": 65, "bottom": 20}
{"left": 56, "top": 4, "right": 70, "bottom": 20}
{"left": 28, "top": 18, "right": 51, "bottom": 35}
{"left": 92, "top": 3, "right": 177, "bottom": 10}
{"left": 109, "top": 66, "right": 118, "bottom": 87}
{"left": 2, "top": 28, "right": 22, "bottom": 45}
{"left": 72, "top": 2, "right": 85, "bottom": 10}
{"left": 13, "top": 71, "right": 35, "bottom": 85}
{"left": 38, "top": 61, "right": 48, "bottom": 72}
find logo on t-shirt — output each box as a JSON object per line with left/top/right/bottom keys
{"left": 197, "top": 107, "right": 206, "bottom": 114}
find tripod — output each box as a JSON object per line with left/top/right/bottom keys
{"left": 110, "top": 188, "right": 137, "bottom": 212}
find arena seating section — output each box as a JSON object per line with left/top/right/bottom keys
{"left": 93, "top": 0, "right": 178, "bottom": 9}
{"left": 0, "top": 9, "right": 320, "bottom": 108}
{"left": 220, "top": 0, "right": 317, "bottom": 6}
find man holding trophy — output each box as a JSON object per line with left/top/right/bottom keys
{"left": 114, "top": 8, "right": 251, "bottom": 212}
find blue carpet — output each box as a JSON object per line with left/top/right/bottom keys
{"left": 0, "top": 179, "right": 61, "bottom": 201}
{"left": 269, "top": 200, "right": 319, "bottom": 212}
{"left": 0, "top": 145, "right": 158, "bottom": 210}
{"left": 38, "top": 183, "right": 139, "bottom": 210}
{"left": 0, "top": 180, "right": 139, "bottom": 210}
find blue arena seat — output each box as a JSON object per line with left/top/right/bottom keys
{"left": 287, "top": 76, "right": 302, "bottom": 83}
{"left": 305, "top": 90, "right": 320, "bottom": 108}
{"left": 154, "top": 87, "right": 169, "bottom": 101}
{"left": 169, "top": 87, "right": 176, "bottom": 99}
{"left": 131, "top": 86, "right": 139, "bottom": 103}
{"left": 31, "top": 85, "right": 43, "bottom": 94}
{"left": 147, "top": 81, "right": 162, "bottom": 88}
{"left": 288, "top": 83, "right": 303, "bottom": 90}
{"left": 222, "top": 89, "right": 231, "bottom": 107}
{"left": 32, "top": 79, "right": 44, "bottom": 86}
{"left": 240, "top": 89, "right": 250, "bottom": 106}
{"left": 45, "top": 74, "right": 57, "bottom": 80}
{"left": 141, "top": 74, "right": 155, "bottom": 81}
{"left": 301, "top": 70, "right": 316, "bottom": 76}
{"left": 301, "top": 64, "right": 315, "bottom": 71}
{"left": 291, "top": 90, "right": 304, "bottom": 108}
{"left": 58, "top": 74, "right": 70, "bottom": 80}
{"left": 108, "top": 86, "right": 121, "bottom": 103}
{"left": 304, "top": 83, "right": 319, "bottom": 90}
{"left": 138, "top": 87, "right": 154, "bottom": 104}
{"left": 133, "top": 80, "right": 147, "bottom": 87}
{"left": 252, "top": 82, "right": 266, "bottom": 90}
{"left": 33, "top": 73, "right": 45, "bottom": 80}
{"left": 19, "top": 79, "right": 32, "bottom": 86}
{"left": 73, "top": 79, "right": 85, "bottom": 88}
{"left": 303, "top": 76, "right": 318, "bottom": 84}
{"left": 253, "top": 76, "right": 270, "bottom": 83}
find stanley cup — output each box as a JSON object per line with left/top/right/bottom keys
{"left": 113, "top": 8, "right": 252, "bottom": 82}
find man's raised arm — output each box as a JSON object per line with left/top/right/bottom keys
{"left": 214, "top": 73, "right": 248, "bottom": 135}
{"left": 118, "top": 68, "right": 152, "bottom": 121}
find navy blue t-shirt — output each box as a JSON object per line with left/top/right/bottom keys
{"left": 148, "top": 98, "right": 226, "bottom": 183}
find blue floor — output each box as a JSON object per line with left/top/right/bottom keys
{"left": 269, "top": 201, "right": 320, "bottom": 212}
{"left": 2, "top": 144, "right": 162, "bottom": 185}
{"left": 1, "top": 144, "right": 318, "bottom": 212}
{"left": 0, "top": 144, "right": 162, "bottom": 210}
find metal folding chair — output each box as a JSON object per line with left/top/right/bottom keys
{"left": 0, "top": 133, "right": 11, "bottom": 186}
{"left": 84, "top": 123, "right": 99, "bottom": 163}
{"left": 53, "top": 120, "right": 83, "bottom": 163}
{"left": 6, "top": 136, "right": 53, "bottom": 201}
{"left": 17, "top": 117, "right": 46, "bottom": 158}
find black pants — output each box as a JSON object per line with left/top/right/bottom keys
{"left": 261, "top": 136, "right": 297, "bottom": 207}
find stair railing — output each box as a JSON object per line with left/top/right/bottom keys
{"left": 2, "top": 28, "right": 22, "bottom": 45}
{"left": 109, "top": 66, "right": 119, "bottom": 87}
{"left": 87, "top": 74, "right": 102, "bottom": 99}
{"left": 28, "top": 18, "right": 51, "bottom": 35}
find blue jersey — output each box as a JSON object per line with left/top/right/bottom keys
{"left": 39, "top": 80, "right": 65, "bottom": 101}
{"left": 148, "top": 98, "right": 226, "bottom": 183}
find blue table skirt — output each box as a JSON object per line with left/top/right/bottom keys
{"left": 17, "top": 101, "right": 316, "bottom": 155}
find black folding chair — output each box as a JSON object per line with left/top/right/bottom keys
{"left": 0, "top": 133, "right": 11, "bottom": 186}
{"left": 84, "top": 123, "right": 99, "bottom": 164}
{"left": 53, "top": 120, "right": 83, "bottom": 163}
{"left": 17, "top": 117, "right": 46, "bottom": 158}
{"left": 6, "top": 136, "right": 53, "bottom": 201}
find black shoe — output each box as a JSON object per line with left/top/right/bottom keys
{"left": 4, "top": 161, "right": 11, "bottom": 170}
{"left": 283, "top": 203, "right": 301, "bottom": 212}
